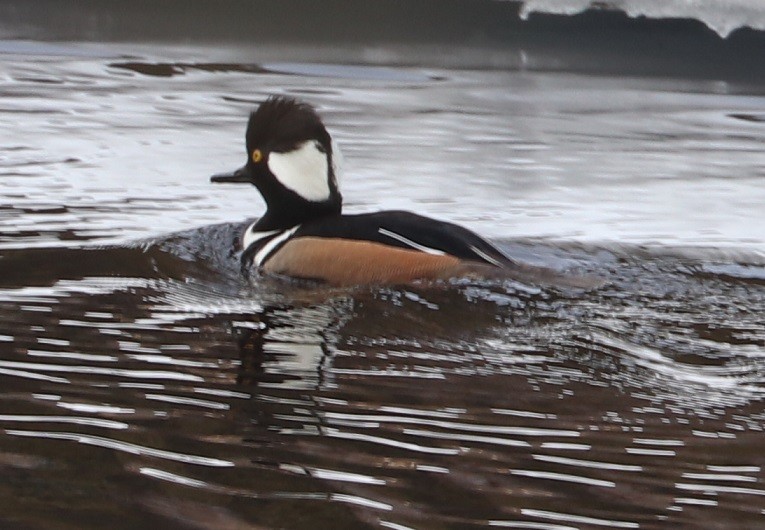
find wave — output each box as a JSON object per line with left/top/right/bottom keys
{"left": 3, "top": 0, "right": 765, "bottom": 78}
{"left": 520, "top": 0, "right": 765, "bottom": 39}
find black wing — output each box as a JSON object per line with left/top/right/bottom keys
{"left": 294, "top": 211, "right": 518, "bottom": 268}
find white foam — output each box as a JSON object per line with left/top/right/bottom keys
{"left": 519, "top": 0, "right": 765, "bottom": 38}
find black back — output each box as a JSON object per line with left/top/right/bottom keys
{"left": 293, "top": 210, "right": 517, "bottom": 268}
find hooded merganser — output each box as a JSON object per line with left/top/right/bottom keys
{"left": 210, "top": 96, "right": 530, "bottom": 287}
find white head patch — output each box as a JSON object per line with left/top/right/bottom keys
{"left": 267, "top": 140, "right": 331, "bottom": 202}
{"left": 331, "top": 137, "right": 343, "bottom": 185}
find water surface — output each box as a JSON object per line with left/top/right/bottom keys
{"left": 1, "top": 41, "right": 765, "bottom": 529}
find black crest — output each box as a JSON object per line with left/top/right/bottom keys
{"left": 245, "top": 96, "right": 331, "bottom": 154}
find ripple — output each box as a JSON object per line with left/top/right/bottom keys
{"left": 280, "top": 464, "right": 387, "bottom": 485}
{"left": 402, "top": 428, "right": 530, "bottom": 447}
{"left": 0, "top": 414, "right": 128, "bottom": 429}
{"left": 532, "top": 454, "right": 643, "bottom": 472}
{"left": 519, "top": 509, "right": 639, "bottom": 529}
{"left": 509, "top": 469, "right": 616, "bottom": 488}
{"left": 489, "top": 522, "right": 578, "bottom": 530}
{"left": 138, "top": 466, "right": 393, "bottom": 511}
{"left": 144, "top": 393, "right": 230, "bottom": 411}
{"left": 320, "top": 412, "right": 580, "bottom": 438}
{"left": 322, "top": 428, "right": 459, "bottom": 456}
{"left": 0, "top": 360, "right": 205, "bottom": 382}
{"left": 675, "top": 483, "right": 765, "bottom": 497}
{"left": 5, "top": 430, "right": 235, "bottom": 467}
{"left": 2, "top": 54, "right": 765, "bottom": 529}
{"left": 139, "top": 467, "right": 208, "bottom": 488}
{"left": 0, "top": 366, "right": 69, "bottom": 383}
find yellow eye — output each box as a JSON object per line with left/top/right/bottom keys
{"left": 251, "top": 149, "right": 263, "bottom": 163}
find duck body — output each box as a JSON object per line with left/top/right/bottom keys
{"left": 240, "top": 210, "right": 515, "bottom": 286}
{"left": 211, "top": 96, "right": 529, "bottom": 287}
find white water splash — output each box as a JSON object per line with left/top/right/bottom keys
{"left": 520, "top": 0, "right": 765, "bottom": 38}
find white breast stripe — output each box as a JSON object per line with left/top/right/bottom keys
{"left": 378, "top": 227, "right": 445, "bottom": 256}
{"left": 254, "top": 225, "right": 301, "bottom": 267}
{"left": 469, "top": 244, "right": 504, "bottom": 268}
{"left": 242, "top": 223, "right": 279, "bottom": 251}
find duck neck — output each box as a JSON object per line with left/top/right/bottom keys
{"left": 254, "top": 195, "right": 342, "bottom": 231}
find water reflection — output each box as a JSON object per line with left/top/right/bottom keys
{"left": 0, "top": 235, "right": 764, "bottom": 527}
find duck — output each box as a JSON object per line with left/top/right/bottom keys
{"left": 211, "top": 96, "right": 557, "bottom": 287}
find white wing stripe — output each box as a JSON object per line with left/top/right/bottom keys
{"left": 469, "top": 244, "right": 504, "bottom": 267}
{"left": 378, "top": 227, "right": 445, "bottom": 256}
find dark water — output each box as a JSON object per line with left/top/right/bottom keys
{"left": 2, "top": 23, "right": 765, "bottom": 530}
{"left": 2, "top": 225, "right": 764, "bottom": 529}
